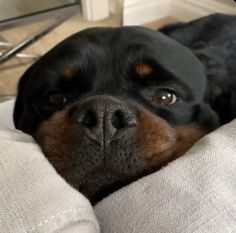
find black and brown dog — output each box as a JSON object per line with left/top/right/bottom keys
{"left": 13, "top": 14, "right": 236, "bottom": 204}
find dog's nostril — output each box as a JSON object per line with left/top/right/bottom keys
{"left": 111, "top": 110, "right": 137, "bottom": 129}
{"left": 78, "top": 109, "right": 97, "bottom": 128}
{"left": 111, "top": 110, "right": 125, "bottom": 129}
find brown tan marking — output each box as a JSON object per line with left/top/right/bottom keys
{"left": 35, "top": 108, "right": 78, "bottom": 173}
{"left": 172, "top": 125, "right": 206, "bottom": 158}
{"left": 62, "top": 67, "right": 75, "bottom": 79}
{"left": 134, "top": 109, "right": 176, "bottom": 170}
{"left": 134, "top": 108, "right": 207, "bottom": 170}
{"left": 136, "top": 63, "right": 152, "bottom": 78}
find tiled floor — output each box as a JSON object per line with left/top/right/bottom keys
{"left": 0, "top": 13, "right": 175, "bottom": 98}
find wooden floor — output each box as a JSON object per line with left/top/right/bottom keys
{"left": 0, "top": 14, "right": 174, "bottom": 97}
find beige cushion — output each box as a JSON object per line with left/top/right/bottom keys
{"left": 0, "top": 100, "right": 100, "bottom": 233}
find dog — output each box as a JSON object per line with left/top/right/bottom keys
{"left": 13, "top": 23, "right": 235, "bottom": 204}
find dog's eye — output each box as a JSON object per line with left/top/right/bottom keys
{"left": 48, "top": 91, "right": 67, "bottom": 106}
{"left": 150, "top": 90, "right": 178, "bottom": 106}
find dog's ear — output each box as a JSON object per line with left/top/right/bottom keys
{"left": 13, "top": 67, "right": 32, "bottom": 129}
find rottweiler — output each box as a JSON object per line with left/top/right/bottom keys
{"left": 13, "top": 21, "right": 236, "bottom": 204}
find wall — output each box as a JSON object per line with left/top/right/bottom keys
{"left": 171, "top": 0, "right": 236, "bottom": 21}
{"left": 109, "top": 0, "right": 123, "bottom": 15}
{"left": 123, "top": 0, "right": 170, "bottom": 25}
{"left": 123, "top": 0, "right": 236, "bottom": 25}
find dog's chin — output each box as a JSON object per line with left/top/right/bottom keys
{"left": 78, "top": 169, "right": 129, "bottom": 204}
{"left": 77, "top": 164, "right": 156, "bottom": 205}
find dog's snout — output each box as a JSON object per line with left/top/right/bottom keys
{"left": 73, "top": 95, "right": 137, "bottom": 145}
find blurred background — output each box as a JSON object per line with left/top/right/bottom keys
{"left": 0, "top": 0, "right": 236, "bottom": 99}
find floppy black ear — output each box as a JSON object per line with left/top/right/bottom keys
{"left": 13, "top": 67, "right": 32, "bottom": 129}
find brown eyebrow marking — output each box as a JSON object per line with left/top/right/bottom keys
{"left": 136, "top": 63, "right": 153, "bottom": 78}
{"left": 62, "top": 67, "right": 75, "bottom": 79}
{"left": 212, "top": 85, "right": 222, "bottom": 97}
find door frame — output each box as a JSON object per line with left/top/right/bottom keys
{"left": 81, "top": 0, "right": 109, "bottom": 21}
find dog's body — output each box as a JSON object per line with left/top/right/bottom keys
{"left": 14, "top": 14, "right": 236, "bottom": 204}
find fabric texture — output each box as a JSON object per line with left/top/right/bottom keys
{"left": 0, "top": 127, "right": 100, "bottom": 233}
{"left": 95, "top": 119, "right": 236, "bottom": 233}
{"left": 0, "top": 99, "right": 15, "bottom": 130}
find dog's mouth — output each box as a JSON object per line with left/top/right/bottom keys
{"left": 78, "top": 168, "right": 131, "bottom": 204}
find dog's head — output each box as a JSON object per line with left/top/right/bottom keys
{"left": 14, "top": 27, "right": 219, "bottom": 203}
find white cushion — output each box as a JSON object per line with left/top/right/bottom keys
{"left": 0, "top": 99, "right": 15, "bottom": 129}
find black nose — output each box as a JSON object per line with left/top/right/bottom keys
{"left": 73, "top": 95, "right": 137, "bottom": 145}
